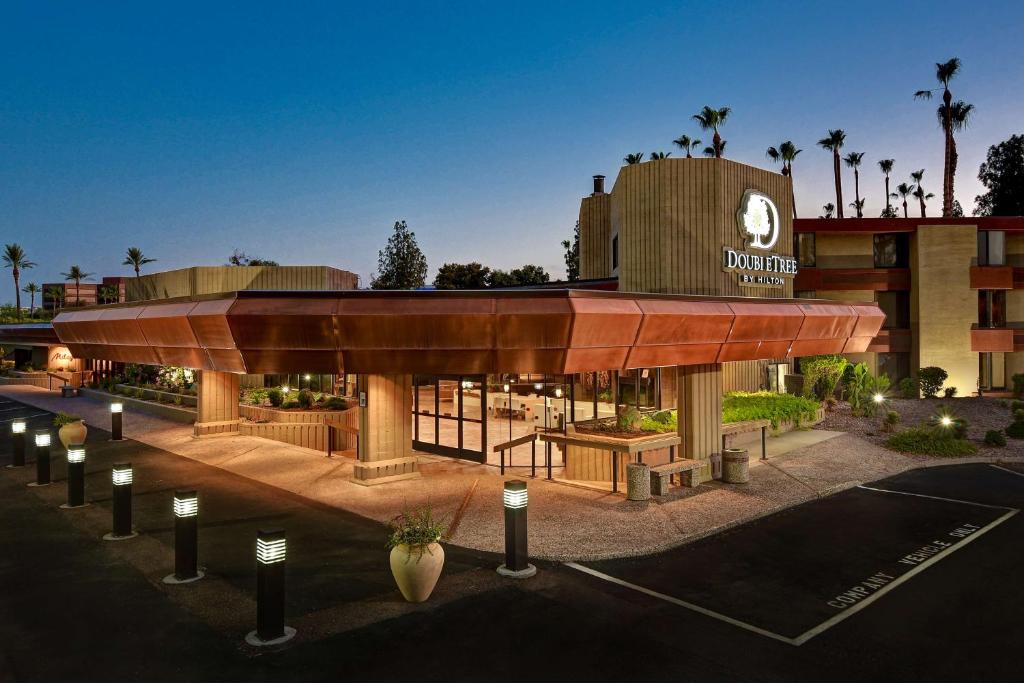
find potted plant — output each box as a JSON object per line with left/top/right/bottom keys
{"left": 54, "top": 411, "right": 87, "bottom": 448}
{"left": 387, "top": 505, "right": 446, "bottom": 603}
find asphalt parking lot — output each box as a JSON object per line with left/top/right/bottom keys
{"left": 2, "top": 395, "right": 1024, "bottom": 682}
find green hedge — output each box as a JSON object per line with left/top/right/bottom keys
{"left": 722, "top": 391, "right": 820, "bottom": 429}
{"left": 885, "top": 427, "right": 977, "bottom": 456}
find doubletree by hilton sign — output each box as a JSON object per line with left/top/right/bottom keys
{"left": 722, "top": 190, "right": 797, "bottom": 288}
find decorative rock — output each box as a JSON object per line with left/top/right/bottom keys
{"left": 626, "top": 462, "right": 651, "bottom": 500}
{"left": 722, "top": 448, "right": 750, "bottom": 484}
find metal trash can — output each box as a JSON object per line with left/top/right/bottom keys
{"left": 722, "top": 448, "right": 749, "bottom": 484}
{"left": 626, "top": 462, "right": 651, "bottom": 501}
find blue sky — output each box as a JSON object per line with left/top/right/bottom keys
{"left": 2, "top": 1, "right": 1022, "bottom": 295}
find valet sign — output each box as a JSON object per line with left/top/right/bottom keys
{"left": 723, "top": 190, "right": 797, "bottom": 288}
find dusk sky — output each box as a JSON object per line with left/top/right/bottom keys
{"left": 2, "top": 1, "right": 1022, "bottom": 294}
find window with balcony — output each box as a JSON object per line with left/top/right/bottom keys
{"left": 876, "top": 291, "right": 910, "bottom": 329}
{"left": 978, "top": 290, "right": 1007, "bottom": 328}
{"left": 794, "top": 233, "right": 816, "bottom": 267}
{"left": 873, "top": 233, "right": 910, "bottom": 268}
{"left": 977, "top": 230, "right": 1006, "bottom": 266}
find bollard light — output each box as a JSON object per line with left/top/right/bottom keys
{"left": 245, "top": 528, "right": 296, "bottom": 646}
{"left": 497, "top": 480, "right": 536, "bottom": 579}
{"left": 29, "top": 431, "right": 52, "bottom": 486}
{"left": 62, "top": 444, "right": 88, "bottom": 509}
{"left": 503, "top": 383, "right": 510, "bottom": 393}
{"left": 110, "top": 402, "right": 124, "bottom": 441}
{"left": 8, "top": 419, "right": 26, "bottom": 468}
{"left": 163, "top": 490, "right": 204, "bottom": 584}
{"left": 554, "top": 387, "right": 563, "bottom": 399}
{"left": 104, "top": 463, "right": 137, "bottom": 541}
{"left": 533, "top": 382, "right": 543, "bottom": 392}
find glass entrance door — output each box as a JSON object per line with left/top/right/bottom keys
{"left": 412, "top": 375, "right": 487, "bottom": 463}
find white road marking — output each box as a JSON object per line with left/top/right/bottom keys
{"left": 990, "top": 464, "right": 1024, "bottom": 479}
{"left": 855, "top": 484, "right": 1017, "bottom": 511}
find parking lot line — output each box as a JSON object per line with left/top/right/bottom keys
{"left": 855, "top": 484, "right": 1018, "bottom": 511}
{"left": 0, "top": 412, "right": 49, "bottom": 423}
{"left": 989, "top": 464, "right": 1024, "bottom": 479}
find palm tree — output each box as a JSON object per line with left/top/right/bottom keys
{"left": 624, "top": 153, "right": 644, "bottom": 165}
{"left": 692, "top": 106, "right": 731, "bottom": 158}
{"left": 649, "top": 151, "right": 672, "bottom": 160}
{"left": 817, "top": 129, "right": 847, "bottom": 218}
{"left": 766, "top": 141, "right": 802, "bottom": 218}
{"left": 97, "top": 284, "right": 118, "bottom": 305}
{"left": 914, "top": 58, "right": 973, "bottom": 217}
{"left": 672, "top": 134, "right": 702, "bottom": 158}
{"left": 702, "top": 141, "right": 726, "bottom": 157}
{"left": 123, "top": 247, "right": 156, "bottom": 278}
{"left": 21, "top": 282, "right": 40, "bottom": 316}
{"left": 843, "top": 152, "right": 865, "bottom": 217}
{"left": 910, "top": 169, "right": 930, "bottom": 216}
{"left": 2, "top": 244, "right": 36, "bottom": 320}
{"left": 893, "top": 182, "right": 916, "bottom": 218}
{"left": 878, "top": 159, "right": 895, "bottom": 215}
{"left": 44, "top": 285, "right": 64, "bottom": 313}
{"left": 61, "top": 265, "right": 94, "bottom": 306}
{"left": 820, "top": 203, "right": 836, "bottom": 219}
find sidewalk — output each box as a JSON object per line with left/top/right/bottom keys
{"left": 5, "top": 384, "right": 1017, "bottom": 561}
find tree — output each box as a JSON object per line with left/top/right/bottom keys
{"left": 97, "top": 284, "right": 119, "bottom": 304}
{"left": 820, "top": 203, "right": 835, "bottom": 219}
{"left": 915, "top": 58, "right": 974, "bottom": 217}
{"left": 817, "top": 129, "right": 847, "bottom": 218}
{"left": 623, "top": 153, "right": 644, "bottom": 164}
{"left": 878, "top": 159, "right": 895, "bottom": 215}
{"left": 562, "top": 221, "right": 580, "bottom": 282}
{"left": 2, "top": 244, "right": 36, "bottom": 320}
{"left": 370, "top": 220, "right": 428, "bottom": 290}
{"left": 21, "top": 282, "right": 40, "bottom": 315}
{"left": 974, "top": 134, "right": 1024, "bottom": 216}
{"left": 487, "top": 270, "right": 517, "bottom": 288}
{"left": 123, "top": 247, "right": 155, "bottom": 278}
{"left": 692, "top": 106, "right": 731, "bottom": 158}
{"left": 672, "top": 134, "right": 702, "bottom": 158}
{"left": 61, "top": 265, "right": 93, "bottom": 306}
{"left": 843, "top": 152, "right": 865, "bottom": 217}
{"left": 767, "top": 141, "right": 802, "bottom": 218}
{"left": 910, "top": 169, "right": 932, "bottom": 216}
{"left": 649, "top": 151, "right": 671, "bottom": 160}
{"left": 226, "top": 249, "right": 279, "bottom": 267}
{"left": 433, "top": 262, "right": 491, "bottom": 289}
{"left": 702, "top": 141, "right": 726, "bottom": 157}
{"left": 509, "top": 265, "right": 550, "bottom": 286}
{"left": 44, "top": 285, "right": 64, "bottom": 312}
{"left": 894, "top": 182, "right": 916, "bottom": 218}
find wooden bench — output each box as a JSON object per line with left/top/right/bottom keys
{"left": 721, "top": 419, "right": 771, "bottom": 460}
{"left": 649, "top": 458, "right": 702, "bottom": 495}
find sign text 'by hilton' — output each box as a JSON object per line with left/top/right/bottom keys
{"left": 723, "top": 190, "right": 797, "bottom": 288}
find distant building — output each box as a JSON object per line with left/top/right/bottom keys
{"left": 43, "top": 277, "right": 127, "bottom": 310}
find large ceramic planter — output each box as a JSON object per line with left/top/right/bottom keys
{"left": 58, "top": 420, "right": 87, "bottom": 449}
{"left": 389, "top": 542, "right": 444, "bottom": 603}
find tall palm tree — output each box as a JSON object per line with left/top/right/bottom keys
{"left": 820, "top": 203, "right": 836, "bottom": 219}
{"left": 21, "top": 282, "right": 40, "bottom": 316}
{"left": 766, "top": 141, "right": 802, "bottom": 218}
{"left": 817, "top": 129, "right": 847, "bottom": 218}
{"left": 915, "top": 58, "right": 974, "bottom": 217}
{"left": 672, "top": 134, "right": 702, "bottom": 158}
{"left": 702, "top": 141, "right": 726, "bottom": 157}
{"left": 123, "top": 247, "right": 156, "bottom": 278}
{"left": 913, "top": 185, "right": 935, "bottom": 217}
{"left": 893, "top": 182, "right": 916, "bottom": 218}
{"left": 878, "top": 159, "right": 895, "bottom": 215}
{"left": 2, "top": 244, "right": 36, "bottom": 320}
{"left": 623, "top": 153, "right": 644, "bottom": 165}
{"left": 44, "top": 285, "right": 64, "bottom": 313}
{"left": 97, "top": 284, "right": 118, "bottom": 305}
{"left": 843, "top": 152, "right": 865, "bottom": 217}
{"left": 692, "top": 106, "right": 731, "bottom": 158}
{"left": 61, "top": 265, "right": 93, "bottom": 306}
{"left": 649, "top": 151, "right": 672, "bottom": 160}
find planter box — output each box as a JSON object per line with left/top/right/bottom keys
{"left": 79, "top": 387, "right": 197, "bottom": 424}
{"left": 562, "top": 425, "right": 679, "bottom": 483}
{"left": 240, "top": 404, "right": 358, "bottom": 453}
{"left": 114, "top": 384, "right": 197, "bottom": 408}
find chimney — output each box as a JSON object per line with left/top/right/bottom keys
{"left": 592, "top": 175, "right": 605, "bottom": 195}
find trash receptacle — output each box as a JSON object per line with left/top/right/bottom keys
{"left": 626, "top": 462, "right": 651, "bottom": 501}
{"left": 722, "top": 448, "right": 749, "bottom": 484}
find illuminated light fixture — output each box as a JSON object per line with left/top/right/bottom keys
{"left": 247, "top": 528, "right": 296, "bottom": 646}
{"left": 503, "top": 383, "right": 510, "bottom": 393}
{"left": 110, "top": 402, "right": 123, "bottom": 414}
{"left": 533, "top": 382, "right": 543, "bottom": 392}
{"left": 257, "top": 536, "right": 287, "bottom": 564}
{"left": 503, "top": 482, "right": 528, "bottom": 509}
{"left": 62, "top": 444, "right": 87, "bottom": 508}
{"left": 35, "top": 432, "right": 51, "bottom": 447}
{"left": 112, "top": 464, "right": 133, "bottom": 486}
{"left": 9, "top": 419, "right": 27, "bottom": 468}
{"left": 31, "top": 430, "right": 52, "bottom": 486}
{"left": 554, "top": 387, "right": 563, "bottom": 399}
{"left": 281, "top": 385, "right": 290, "bottom": 394}
{"left": 111, "top": 402, "right": 124, "bottom": 440}
{"left": 873, "top": 393, "right": 885, "bottom": 404}
{"left": 303, "top": 374, "right": 311, "bottom": 381}
{"left": 105, "top": 463, "right": 137, "bottom": 541}
{"left": 940, "top": 416, "right": 953, "bottom": 427}
{"left": 164, "top": 490, "right": 203, "bottom": 584}
{"left": 11, "top": 419, "right": 26, "bottom": 434}
{"left": 67, "top": 446, "right": 86, "bottom": 464}
{"left": 497, "top": 480, "right": 536, "bottom": 579}
{"left": 173, "top": 491, "right": 199, "bottom": 517}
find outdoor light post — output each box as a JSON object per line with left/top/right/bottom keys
{"left": 30, "top": 431, "right": 51, "bottom": 486}
{"left": 246, "top": 528, "right": 296, "bottom": 646}
{"left": 110, "top": 402, "right": 124, "bottom": 441}
{"left": 497, "top": 480, "right": 536, "bottom": 579}
{"left": 104, "top": 463, "right": 137, "bottom": 540}
{"left": 62, "top": 444, "right": 88, "bottom": 508}
{"left": 163, "top": 490, "right": 203, "bottom": 584}
{"left": 8, "top": 419, "right": 26, "bottom": 468}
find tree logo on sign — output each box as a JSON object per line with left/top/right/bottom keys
{"left": 736, "top": 190, "right": 780, "bottom": 250}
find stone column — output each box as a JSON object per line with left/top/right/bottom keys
{"left": 677, "top": 363, "right": 723, "bottom": 483}
{"left": 353, "top": 374, "right": 420, "bottom": 486}
{"left": 194, "top": 370, "right": 241, "bottom": 437}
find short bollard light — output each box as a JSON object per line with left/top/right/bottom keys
{"left": 497, "top": 480, "right": 536, "bottom": 579}
{"left": 29, "top": 431, "right": 52, "bottom": 487}
{"left": 61, "top": 444, "right": 88, "bottom": 509}
{"left": 103, "top": 463, "right": 137, "bottom": 541}
{"left": 245, "top": 528, "right": 296, "bottom": 647}
{"left": 8, "top": 419, "right": 26, "bottom": 468}
{"left": 110, "top": 402, "right": 124, "bottom": 441}
{"left": 163, "top": 490, "right": 204, "bottom": 584}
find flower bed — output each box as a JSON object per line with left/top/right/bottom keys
{"left": 113, "top": 383, "right": 197, "bottom": 407}
{"left": 723, "top": 391, "right": 821, "bottom": 430}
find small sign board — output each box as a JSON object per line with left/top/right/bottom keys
{"left": 359, "top": 391, "right": 367, "bottom": 407}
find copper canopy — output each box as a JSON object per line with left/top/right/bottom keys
{"left": 51, "top": 289, "right": 884, "bottom": 375}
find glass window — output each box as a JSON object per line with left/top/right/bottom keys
{"left": 876, "top": 291, "right": 910, "bottom": 329}
{"left": 978, "top": 231, "right": 1005, "bottom": 266}
{"left": 877, "top": 353, "right": 910, "bottom": 384}
{"left": 611, "top": 234, "right": 619, "bottom": 270}
{"left": 978, "top": 290, "right": 1007, "bottom": 328}
{"left": 794, "top": 234, "right": 816, "bottom": 267}
{"left": 873, "top": 233, "right": 909, "bottom": 268}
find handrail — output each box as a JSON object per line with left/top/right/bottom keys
{"left": 492, "top": 431, "right": 537, "bottom": 453}
{"left": 325, "top": 422, "right": 359, "bottom": 458}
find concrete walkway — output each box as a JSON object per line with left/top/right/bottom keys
{"left": 5, "top": 385, "right": 1020, "bottom": 561}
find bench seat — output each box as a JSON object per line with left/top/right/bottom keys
{"left": 649, "top": 458, "right": 702, "bottom": 494}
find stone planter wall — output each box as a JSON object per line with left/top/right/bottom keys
{"left": 114, "top": 384, "right": 198, "bottom": 407}
{"left": 240, "top": 405, "right": 358, "bottom": 453}
{"left": 78, "top": 388, "right": 197, "bottom": 424}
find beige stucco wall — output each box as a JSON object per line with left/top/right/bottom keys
{"left": 126, "top": 265, "right": 359, "bottom": 302}
{"left": 579, "top": 193, "right": 612, "bottom": 280}
{"left": 815, "top": 234, "right": 874, "bottom": 268}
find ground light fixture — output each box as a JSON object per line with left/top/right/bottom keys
{"left": 8, "top": 419, "right": 26, "bottom": 468}
{"left": 245, "top": 528, "right": 296, "bottom": 647}
{"left": 503, "top": 383, "right": 510, "bottom": 393}
{"left": 103, "top": 463, "right": 138, "bottom": 541}
{"left": 110, "top": 402, "right": 124, "bottom": 441}
{"left": 281, "top": 385, "right": 290, "bottom": 394}
{"left": 29, "top": 431, "right": 52, "bottom": 487}
{"left": 554, "top": 387, "right": 563, "bottom": 399}
{"left": 163, "top": 490, "right": 204, "bottom": 584}
{"left": 940, "top": 415, "right": 953, "bottom": 427}
{"left": 61, "top": 444, "right": 88, "bottom": 509}
{"left": 533, "top": 382, "right": 543, "bottom": 392}
{"left": 873, "top": 393, "right": 885, "bottom": 404}
{"left": 497, "top": 480, "right": 536, "bottom": 579}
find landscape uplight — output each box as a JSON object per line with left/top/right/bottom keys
{"left": 163, "top": 490, "right": 203, "bottom": 584}
{"left": 497, "top": 480, "right": 536, "bottom": 579}
{"left": 62, "top": 445, "right": 87, "bottom": 509}
{"left": 9, "top": 419, "right": 27, "bottom": 468}
{"left": 31, "top": 430, "right": 52, "bottom": 486}
{"left": 303, "top": 374, "right": 311, "bottom": 381}
{"left": 246, "top": 528, "right": 296, "bottom": 646}
{"left": 873, "top": 393, "right": 885, "bottom": 404}
{"left": 940, "top": 415, "right": 953, "bottom": 427}
{"left": 105, "top": 463, "right": 137, "bottom": 541}
{"left": 281, "top": 385, "right": 290, "bottom": 394}
{"left": 110, "top": 402, "right": 124, "bottom": 440}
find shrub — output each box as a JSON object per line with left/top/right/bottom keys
{"left": 173, "top": 395, "right": 183, "bottom": 406}
{"left": 847, "top": 363, "right": 890, "bottom": 417}
{"left": 800, "top": 355, "right": 848, "bottom": 400}
{"left": 723, "top": 391, "right": 820, "bottom": 430}
{"left": 651, "top": 409, "right": 674, "bottom": 424}
{"left": 52, "top": 411, "right": 81, "bottom": 428}
{"left": 387, "top": 505, "right": 445, "bottom": 555}
{"left": 282, "top": 399, "right": 300, "bottom": 409}
{"left": 899, "top": 377, "right": 919, "bottom": 399}
{"left": 882, "top": 410, "right": 900, "bottom": 432}
{"left": 244, "top": 388, "right": 268, "bottom": 406}
{"left": 928, "top": 409, "right": 969, "bottom": 439}
{"left": 1011, "top": 400, "right": 1024, "bottom": 413}
{"left": 323, "top": 396, "right": 348, "bottom": 410}
{"left": 267, "top": 388, "right": 283, "bottom": 407}
{"left": 886, "top": 427, "right": 977, "bottom": 456}
{"left": 918, "top": 367, "right": 948, "bottom": 398}
{"left": 1013, "top": 373, "right": 1024, "bottom": 399}
{"left": 984, "top": 430, "right": 1007, "bottom": 447}
{"left": 616, "top": 407, "right": 642, "bottom": 433}
{"left": 641, "top": 410, "right": 678, "bottom": 433}
{"left": 943, "top": 387, "right": 957, "bottom": 399}
{"left": 297, "top": 389, "right": 314, "bottom": 409}
{"left": 824, "top": 396, "right": 838, "bottom": 412}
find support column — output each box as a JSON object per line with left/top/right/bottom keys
{"left": 194, "top": 370, "right": 241, "bottom": 438}
{"left": 353, "top": 374, "right": 420, "bottom": 486}
{"left": 677, "top": 363, "right": 722, "bottom": 483}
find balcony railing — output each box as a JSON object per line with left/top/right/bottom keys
{"left": 970, "top": 324, "right": 1020, "bottom": 353}
{"left": 867, "top": 328, "right": 912, "bottom": 353}
{"left": 969, "top": 265, "right": 1014, "bottom": 290}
